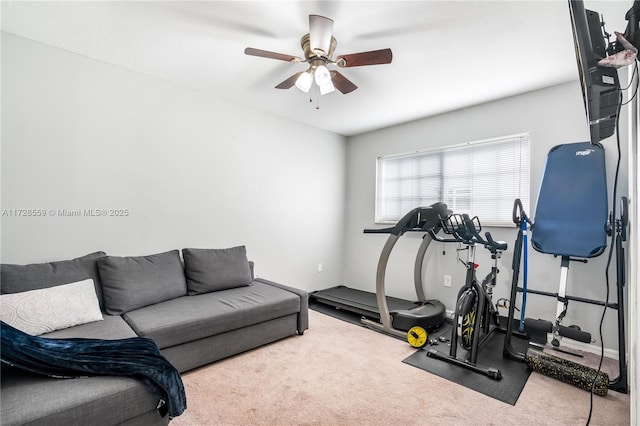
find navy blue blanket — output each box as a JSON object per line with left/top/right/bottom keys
{"left": 0, "top": 321, "right": 186, "bottom": 418}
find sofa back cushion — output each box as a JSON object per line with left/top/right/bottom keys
{"left": 183, "top": 246, "right": 252, "bottom": 295}
{"left": 97, "top": 250, "right": 187, "bottom": 315}
{"left": 0, "top": 251, "right": 107, "bottom": 307}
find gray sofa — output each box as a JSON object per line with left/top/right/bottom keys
{"left": 0, "top": 247, "right": 308, "bottom": 425}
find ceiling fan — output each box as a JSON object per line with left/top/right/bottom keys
{"left": 244, "top": 15, "right": 392, "bottom": 95}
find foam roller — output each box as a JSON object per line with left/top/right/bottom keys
{"left": 525, "top": 348, "right": 609, "bottom": 396}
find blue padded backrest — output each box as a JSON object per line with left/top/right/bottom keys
{"left": 531, "top": 142, "right": 608, "bottom": 258}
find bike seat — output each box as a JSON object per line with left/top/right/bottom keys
{"left": 491, "top": 240, "right": 508, "bottom": 251}
{"left": 484, "top": 232, "right": 507, "bottom": 252}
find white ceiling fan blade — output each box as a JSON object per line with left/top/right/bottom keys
{"left": 309, "top": 15, "right": 333, "bottom": 56}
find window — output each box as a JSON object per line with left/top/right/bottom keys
{"left": 376, "top": 134, "right": 530, "bottom": 226}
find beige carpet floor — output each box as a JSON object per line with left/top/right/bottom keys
{"left": 171, "top": 310, "right": 630, "bottom": 426}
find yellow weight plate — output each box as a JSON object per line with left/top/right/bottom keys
{"left": 407, "top": 326, "right": 428, "bottom": 348}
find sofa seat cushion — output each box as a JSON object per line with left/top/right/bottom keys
{"left": 42, "top": 314, "right": 137, "bottom": 340}
{"left": 0, "top": 367, "right": 161, "bottom": 426}
{"left": 122, "top": 281, "right": 300, "bottom": 349}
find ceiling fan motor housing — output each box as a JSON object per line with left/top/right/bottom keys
{"left": 301, "top": 33, "right": 337, "bottom": 61}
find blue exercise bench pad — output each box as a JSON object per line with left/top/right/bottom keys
{"left": 531, "top": 142, "right": 608, "bottom": 258}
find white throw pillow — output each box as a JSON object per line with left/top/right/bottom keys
{"left": 0, "top": 279, "right": 103, "bottom": 335}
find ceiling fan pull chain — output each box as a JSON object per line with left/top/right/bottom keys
{"left": 314, "top": 85, "right": 321, "bottom": 109}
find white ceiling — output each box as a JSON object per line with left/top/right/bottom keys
{"left": 1, "top": 1, "right": 632, "bottom": 136}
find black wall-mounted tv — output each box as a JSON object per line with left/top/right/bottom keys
{"left": 568, "top": 0, "right": 621, "bottom": 143}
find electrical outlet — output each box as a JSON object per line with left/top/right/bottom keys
{"left": 317, "top": 263, "right": 323, "bottom": 273}
{"left": 444, "top": 275, "right": 452, "bottom": 287}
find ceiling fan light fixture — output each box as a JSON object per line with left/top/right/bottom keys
{"left": 314, "top": 64, "right": 331, "bottom": 85}
{"left": 314, "top": 65, "right": 335, "bottom": 95}
{"left": 295, "top": 70, "right": 313, "bottom": 93}
{"left": 309, "top": 15, "right": 334, "bottom": 56}
{"left": 318, "top": 81, "right": 335, "bottom": 95}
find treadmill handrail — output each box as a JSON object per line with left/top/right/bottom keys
{"left": 363, "top": 227, "right": 396, "bottom": 234}
{"left": 363, "top": 203, "right": 451, "bottom": 237}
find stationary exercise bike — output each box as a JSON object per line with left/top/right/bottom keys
{"left": 427, "top": 213, "right": 507, "bottom": 380}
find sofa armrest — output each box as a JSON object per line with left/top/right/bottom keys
{"left": 254, "top": 278, "right": 308, "bottom": 334}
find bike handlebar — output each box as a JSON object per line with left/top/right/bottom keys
{"left": 433, "top": 213, "right": 507, "bottom": 253}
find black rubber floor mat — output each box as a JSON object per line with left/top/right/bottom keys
{"left": 402, "top": 324, "right": 531, "bottom": 405}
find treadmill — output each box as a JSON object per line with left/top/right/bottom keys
{"left": 310, "top": 203, "right": 450, "bottom": 339}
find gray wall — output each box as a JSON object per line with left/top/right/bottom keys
{"left": 1, "top": 33, "right": 347, "bottom": 291}
{"left": 1, "top": 32, "right": 631, "bottom": 355}
{"left": 344, "top": 80, "right": 629, "bottom": 353}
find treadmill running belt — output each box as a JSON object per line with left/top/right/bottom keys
{"left": 309, "top": 285, "right": 419, "bottom": 320}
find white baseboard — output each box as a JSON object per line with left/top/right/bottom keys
{"left": 559, "top": 338, "right": 620, "bottom": 361}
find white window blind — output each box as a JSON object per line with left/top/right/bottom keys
{"left": 376, "top": 134, "right": 530, "bottom": 226}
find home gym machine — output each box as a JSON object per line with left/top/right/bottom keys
{"left": 310, "top": 203, "right": 450, "bottom": 343}
{"left": 426, "top": 213, "right": 507, "bottom": 380}
{"left": 503, "top": 142, "right": 628, "bottom": 395}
